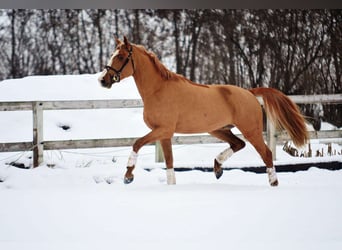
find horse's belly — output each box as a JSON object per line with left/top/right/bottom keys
{"left": 175, "top": 109, "right": 232, "bottom": 133}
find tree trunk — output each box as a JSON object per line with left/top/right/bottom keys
{"left": 173, "top": 10, "right": 182, "bottom": 75}
{"left": 10, "top": 9, "right": 17, "bottom": 78}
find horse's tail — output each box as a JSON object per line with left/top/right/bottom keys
{"left": 249, "top": 87, "right": 309, "bottom": 147}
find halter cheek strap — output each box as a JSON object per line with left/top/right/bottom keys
{"left": 104, "top": 47, "right": 134, "bottom": 83}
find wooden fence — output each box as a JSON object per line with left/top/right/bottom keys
{"left": 0, "top": 94, "right": 341, "bottom": 167}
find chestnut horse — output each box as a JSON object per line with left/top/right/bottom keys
{"left": 98, "top": 36, "right": 309, "bottom": 186}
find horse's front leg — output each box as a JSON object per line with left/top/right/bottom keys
{"left": 209, "top": 129, "right": 246, "bottom": 179}
{"left": 124, "top": 129, "right": 173, "bottom": 184}
{"left": 160, "top": 138, "right": 176, "bottom": 185}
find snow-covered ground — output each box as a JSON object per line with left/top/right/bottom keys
{"left": 0, "top": 74, "right": 341, "bottom": 250}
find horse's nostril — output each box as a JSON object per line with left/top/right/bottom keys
{"left": 100, "top": 79, "right": 106, "bottom": 85}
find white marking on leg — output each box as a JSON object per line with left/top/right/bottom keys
{"left": 166, "top": 168, "right": 176, "bottom": 185}
{"left": 215, "top": 148, "right": 234, "bottom": 165}
{"left": 127, "top": 151, "right": 138, "bottom": 167}
{"left": 266, "top": 167, "right": 278, "bottom": 186}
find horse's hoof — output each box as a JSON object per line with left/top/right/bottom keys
{"left": 124, "top": 176, "right": 134, "bottom": 184}
{"left": 214, "top": 159, "right": 223, "bottom": 179}
{"left": 270, "top": 179, "right": 279, "bottom": 187}
{"left": 214, "top": 168, "right": 223, "bottom": 179}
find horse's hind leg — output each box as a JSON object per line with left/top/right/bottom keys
{"left": 242, "top": 131, "right": 279, "bottom": 186}
{"left": 209, "top": 128, "right": 246, "bottom": 179}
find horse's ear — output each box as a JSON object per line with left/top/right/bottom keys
{"left": 124, "top": 36, "right": 132, "bottom": 50}
{"left": 115, "top": 36, "right": 121, "bottom": 46}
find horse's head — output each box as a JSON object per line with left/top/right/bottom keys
{"left": 98, "top": 36, "right": 135, "bottom": 88}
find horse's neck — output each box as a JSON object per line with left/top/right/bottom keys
{"left": 132, "top": 51, "right": 164, "bottom": 101}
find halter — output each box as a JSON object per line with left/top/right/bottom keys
{"left": 104, "top": 47, "right": 134, "bottom": 83}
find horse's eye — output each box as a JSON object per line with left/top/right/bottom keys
{"left": 117, "top": 54, "right": 124, "bottom": 61}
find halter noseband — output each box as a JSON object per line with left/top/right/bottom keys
{"left": 104, "top": 47, "right": 134, "bottom": 83}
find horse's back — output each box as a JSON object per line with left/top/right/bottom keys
{"left": 210, "top": 84, "right": 260, "bottom": 112}
{"left": 173, "top": 83, "right": 261, "bottom": 133}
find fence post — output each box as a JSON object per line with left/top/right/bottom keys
{"left": 266, "top": 119, "right": 277, "bottom": 160}
{"left": 155, "top": 141, "right": 165, "bottom": 163}
{"left": 33, "top": 102, "right": 44, "bottom": 167}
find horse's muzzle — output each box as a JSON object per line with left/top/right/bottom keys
{"left": 99, "top": 78, "right": 113, "bottom": 89}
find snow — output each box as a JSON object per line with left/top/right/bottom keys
{"left": 0, "top": 74, "right": 342, "bottom": 250}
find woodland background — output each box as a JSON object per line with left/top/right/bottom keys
{"left": 0, "top": 9, "right": 341, "bottom": 127}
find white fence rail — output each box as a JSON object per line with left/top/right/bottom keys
{"left": 1, "top": 94, "right": 341, "bottom": 167}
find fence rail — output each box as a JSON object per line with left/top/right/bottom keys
{"left": 1, "top": 94, "right": 341, "bottom": 167}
